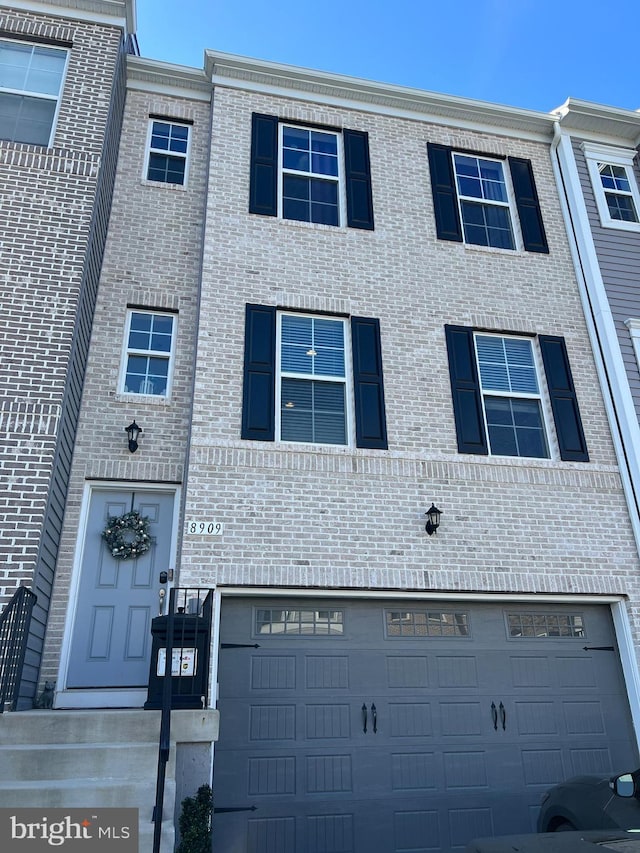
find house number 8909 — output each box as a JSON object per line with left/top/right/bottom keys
{"left": 187, "top": 522, "right": 223, "bottom": 535}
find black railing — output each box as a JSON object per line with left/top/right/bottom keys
{"left": 0, "top": 586, "right": 37, "bottom": 713}
{"left": 151, "top": 587, "right": 213, "bottom": 853}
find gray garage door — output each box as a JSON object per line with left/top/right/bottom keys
{"left": 213, "top": 598, "right": 637, "bottom": 853}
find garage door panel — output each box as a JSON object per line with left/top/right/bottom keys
{"left": 214, "top": 598, "right": 638, "bottom": 853}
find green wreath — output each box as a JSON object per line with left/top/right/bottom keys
{"left": 102, "top": 510, "right": 153, "bottom": 560}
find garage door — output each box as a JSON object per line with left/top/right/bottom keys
{"left": 213, "top": 598, "right": 637, "bottom": 853}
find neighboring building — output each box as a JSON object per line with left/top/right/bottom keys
{"left": 552, "top": 102, "right": 640, "bottom": 553}
{"left": 0, "top": 0, "right": 134, "bottom": 708}
{"left": 3, "top": 4, "right": 640, "bottom": 851}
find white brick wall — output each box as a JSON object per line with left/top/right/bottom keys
{"left": 40, "top": 70, "right": 640, "bottom": 681}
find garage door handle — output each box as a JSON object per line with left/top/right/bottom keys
{"left": 371, "top": 703, "right": 377, "bottom": 734}
{"left": 362, "top": 703, "right": 368, "bottom": 733}
{"left": 491, "top": 702, "right": 498, "bottom": 730}
{"left": 499, "top": 702, "right": 506, "bottom": 731}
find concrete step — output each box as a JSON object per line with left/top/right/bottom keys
{"left": 0, "top": 741, "right": 172, "bottom": 781}
{"left": 0, "top": 777, "right": 175, "bottom": 816}
{"left": 0, "top": 708, "right": 216, "bottom": 746}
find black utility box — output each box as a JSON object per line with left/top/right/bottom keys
{"left": 144, "top": 613, "right": 209, "bottom": 710}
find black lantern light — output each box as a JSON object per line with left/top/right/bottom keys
{"left": 425, "top": 503, "right": 442, "bottom": 535}
{"left": 125, "top": 420, "right": 142, "bottom": 453}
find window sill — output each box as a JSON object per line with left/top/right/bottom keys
{"left": 462, "top": 242, "right": 522, "bottom": 256}
{"left": 140, "top": 179, "right": 187, "bottom": 192}
{"left": 115, "top": 392, "right": 173, "bottom": 407}
{"left": 597, "top": 216, "right": 640, "bottom": 233}
{"left": 257, "top": 215, "right": 351, "bottom": 235}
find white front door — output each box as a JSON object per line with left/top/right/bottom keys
{"left": 66, "top": 488, "right": 175, "bottom": 690}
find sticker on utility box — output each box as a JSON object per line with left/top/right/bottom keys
{"left": 157, "top": 648, "right": 197, "bottom": 677}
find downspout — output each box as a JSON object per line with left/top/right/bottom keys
{"left": 550, "top": 119, "right": 640, "bottom": 744}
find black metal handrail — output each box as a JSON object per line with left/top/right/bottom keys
{"left": 152, "top": 587, "right": 213, "bottom": 853}
{"left": 0, "top": 586, "right": 37, "bottom": 713}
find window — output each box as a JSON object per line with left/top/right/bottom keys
{"left": 475, "top": 334, "right": 548, "bottom": 458}
{"left": 249, "top": 113, "right": 375, "bottom": 230}
{"left": 278, "top": 313, "right": 349, "bottom": 444}
{"left": 145, "top": 119, "right": 190, "bottom": 185}
{"left": 583, "top": 142, "right": 640, "bottom": 231}
{"left": 453, "top": 154, "right": 515, "bottom": 249}
{"left": 507, "top": 612, "right": 584, "bottom": 639}
{"left": 385, "top": 610, "right": 470, "bottom": 638}
{"left": 427, "top": 143, "right": 549, "bottom": 253}
{"left": 0, "top": 39, "right": 67, "bottom": 146}
{"left": 281, "top": 125, "right": 340, "bottom": 225}
{"left": 241, "top": 305, "right": 387, "bottom": 449}
{"left": 120, "top": 311, "right": 176, "bottom": 396}
{"left": 445, "top": 326, "right": 589, "bottom": 462}
{"left": 256, "top": 609, "right": 344, "bottom": 635}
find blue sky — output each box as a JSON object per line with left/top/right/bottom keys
{"left": 136, "top": 1, "right": 639, "bottom": 114}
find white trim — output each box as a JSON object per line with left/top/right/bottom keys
{"left": 625, "top": 319, "right": 640, "bottom": 372}
{"left": 473, "top": 332, "right": 554, "bottom": 460}
{"left": 0, "top": 38, "right": 70, "bottom": 148}
{"left": 611, "top": 600, "right": 640, "bottom": 749}
{"left": 54, "top": 689, "right": 146, "bottom": 709}
{"left": 277, "top": 121, "right": 344, "bottom": 227}
{"left": 582, "top": 141, "right": 640, "bottom": 232}
{"left": 453, "top": 152, "right": 518, "bottom": 251}
{"left": 213, "top": 586, "right": 629, "bottom": 603}
{"left": 205, "top": 51, "right": 555, "bottom": 141}
{"left": 275, "top": 311, "right": 354, "bottom": 447}
{"left": 56, "top": 481, "right": 181, "bottom": 709}
{"left": 142, "top": 118, "right": 191, "bottom": 188}
{"left": 6, "top": 0, "right": 130, "bottom": 29}
{"left": 118, "top": 307, "right": 177, "bottom": 397}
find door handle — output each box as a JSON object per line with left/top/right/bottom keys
{"left": 499, "top": 702, "right": 506, "bottom": 731}
{"left": 362, "top": 703, "right": 368, "bottom": 734}
{"left": 491, "top": 701, "right": 498, "bottom": 730}
{"left": 158, "top": 587, "right": 166, "bottom": 615}
{"left": 371, "top": 703, "right": 377, "bottom": 734}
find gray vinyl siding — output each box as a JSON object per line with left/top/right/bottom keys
{"left": 572, "top": 138, "right": 640, "bottom": 422}
{"left": 19, "top": 41, "right": 128, "bottom": 709}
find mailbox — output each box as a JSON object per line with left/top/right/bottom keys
{"left": 144, "top": 613, "right": 210, "bottom": 710}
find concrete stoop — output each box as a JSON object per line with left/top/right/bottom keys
{"left": 0, "top": 708, "right": 219, "bottom": 852}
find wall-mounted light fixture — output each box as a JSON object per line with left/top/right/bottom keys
{"left": 425, "top": 503, "right": 441, "bottom": 535}
{"left": 125, "top": 420, "right": 142, "bottom": 453}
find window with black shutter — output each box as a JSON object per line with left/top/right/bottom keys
{"left": 446, "top": 325, "right": 587, "bottom": 461}
{"left": 428, "top": 144, "right": 548, "bottom": 253}
{"left": 242, "top": 305, "right": 387, "bottom": 449}
{"left": 249, "top": 114, "right": 375, "bottom": 231}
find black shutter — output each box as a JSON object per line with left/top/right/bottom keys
{"left": 539, "top": 335, "right": 588, "bottom": 462}
{"left": 444, "top": 325, "right": 488, "bottom": 455}
{"left": 351, "top": 317, "right": 387, "bottom": 449}
{"left": 508, "top": 157, "right": 549, "bottom": 254}
{"left": 241, "top": 304, "right": 276, "bottom": 441}
{"left": 427, "top": 143, "right": 463, "bottom": 242}
{"left": 344, "top": 129, "right": 375, "bottom": 230}
{"left": 249, "top": 114, "right": 278, "bottom": 216}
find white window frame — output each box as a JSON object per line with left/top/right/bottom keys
{"left": 473, "top": 332, "right": 553, "bottom": 459}
{"left": 118, "top": 310, "right": 177, "bottom": 398}
{"left": 0, "top": 38, "right": 69, "bottom": 147}
{"left": 275, "top": 311, "right": 354, "bottom": 446}
{"left": 143, "top": 118, "right": 191, "bottom": 187}
{"left": 582, "top": 142, "right": 640, "bottom": 233}
{"left": 277, "top": 123, "right": 345, "bottom": 226}
{"left": 453, "top": 152, "right": 518, "bottom": 250}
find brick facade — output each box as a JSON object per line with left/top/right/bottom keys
{"left": 0, "top": 3, "right": 129, "bottom": 703}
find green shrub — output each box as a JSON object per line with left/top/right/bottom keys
{"left": 176, "top": 784, "right": 213, "bottom": 853}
